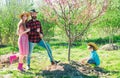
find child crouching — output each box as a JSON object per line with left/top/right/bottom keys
{"left": 81, "top": 42, "right": 100, "bottom": 67}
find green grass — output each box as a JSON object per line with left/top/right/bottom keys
{"left": 0, "top": 42, "right": 120, "bottom": 78}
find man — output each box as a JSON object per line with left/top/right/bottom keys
{"left": 26, "top": 9, "right": 56, "bottom": 70}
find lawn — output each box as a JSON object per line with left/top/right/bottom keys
{"left": 0, "top": 42, "right": 120, "bottom": 78}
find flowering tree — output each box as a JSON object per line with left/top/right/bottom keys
{"left": 41, "top": 0, "right": 108, "bottom": 61}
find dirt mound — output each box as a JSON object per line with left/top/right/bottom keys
{"left": 46, "top": 64, "right": 64, "bottom": 71}
{"left": 38, "top": 61, "right": 111, "bottom": 78}
{"left": 0, "top": 53, "right": 18, "bottom": 69}
{"left": 100, "top": 44, "right": 119, "bottom": 51}
{"left": 0, "top": 54, "right": 11, "bottom": 68}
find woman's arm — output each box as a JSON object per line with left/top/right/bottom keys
{"left": 18, "top": 25, "right": 30, "bottom": 36}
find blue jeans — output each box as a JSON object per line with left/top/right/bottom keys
{"left": 27, "top": 39, "right": 54, "bottom": 65}
{"left": 87, "top": 58, "right": 96, "bottom": 65}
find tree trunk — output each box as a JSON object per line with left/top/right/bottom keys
{"left": 68, "top": 24, "right": 71, "bottom": 61}
{"left": 68, "top": 37, "right": 71, "bottom": 61}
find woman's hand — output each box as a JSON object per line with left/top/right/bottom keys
{"left": 37, "top": 28, "right": 40, "bottom": 32}
{"left": 26, "top": 28, "right": 30, "bottom": 32}
{"left": 40, "top": 33, "right": 43, "bottom": 38}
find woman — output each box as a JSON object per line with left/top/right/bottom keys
{"left": 9, "top": 12, "right": 30, "bottom": 72}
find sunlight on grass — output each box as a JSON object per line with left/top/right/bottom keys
{"left": 0, "top": 45, "right": 120, "bottom": 78}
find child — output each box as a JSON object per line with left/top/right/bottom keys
{"left": 81, "top": 42, "right": 100, "bottom": 66}
{"left": 9, "top": 12, "right": 30, "bottom": 72}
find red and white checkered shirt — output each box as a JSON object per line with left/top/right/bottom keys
{"left": 26, "top": 19, "right": 43, "bottom": 43}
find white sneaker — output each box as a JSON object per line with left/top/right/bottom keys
{"left": 26, "top": 65, "right": 30, "bottom": 70}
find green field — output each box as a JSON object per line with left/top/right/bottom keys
{"left": 0, "top": 41, "right": 120, "bottom": 78}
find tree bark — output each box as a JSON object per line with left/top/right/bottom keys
{"left": 68, "top": 24, "right": 71, "bottom": 61}
{"left": 68, "top": 36, "right": 71, "bottom": 61}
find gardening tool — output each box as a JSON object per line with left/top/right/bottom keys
{"left": 41, "top": 38, "right": 60, "bottom": 64}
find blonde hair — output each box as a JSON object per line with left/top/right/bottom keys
{"left": 19, "top": 12, "right": 30, "bottom": 19}
{"left": 17, "top": 20, "right": 22, "bottom": 35}
{"left": 17, "top": 12, "right": 29, "bottom": 35}
{"left": 17, "top": 20, "right": 28, "bottom": 35}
